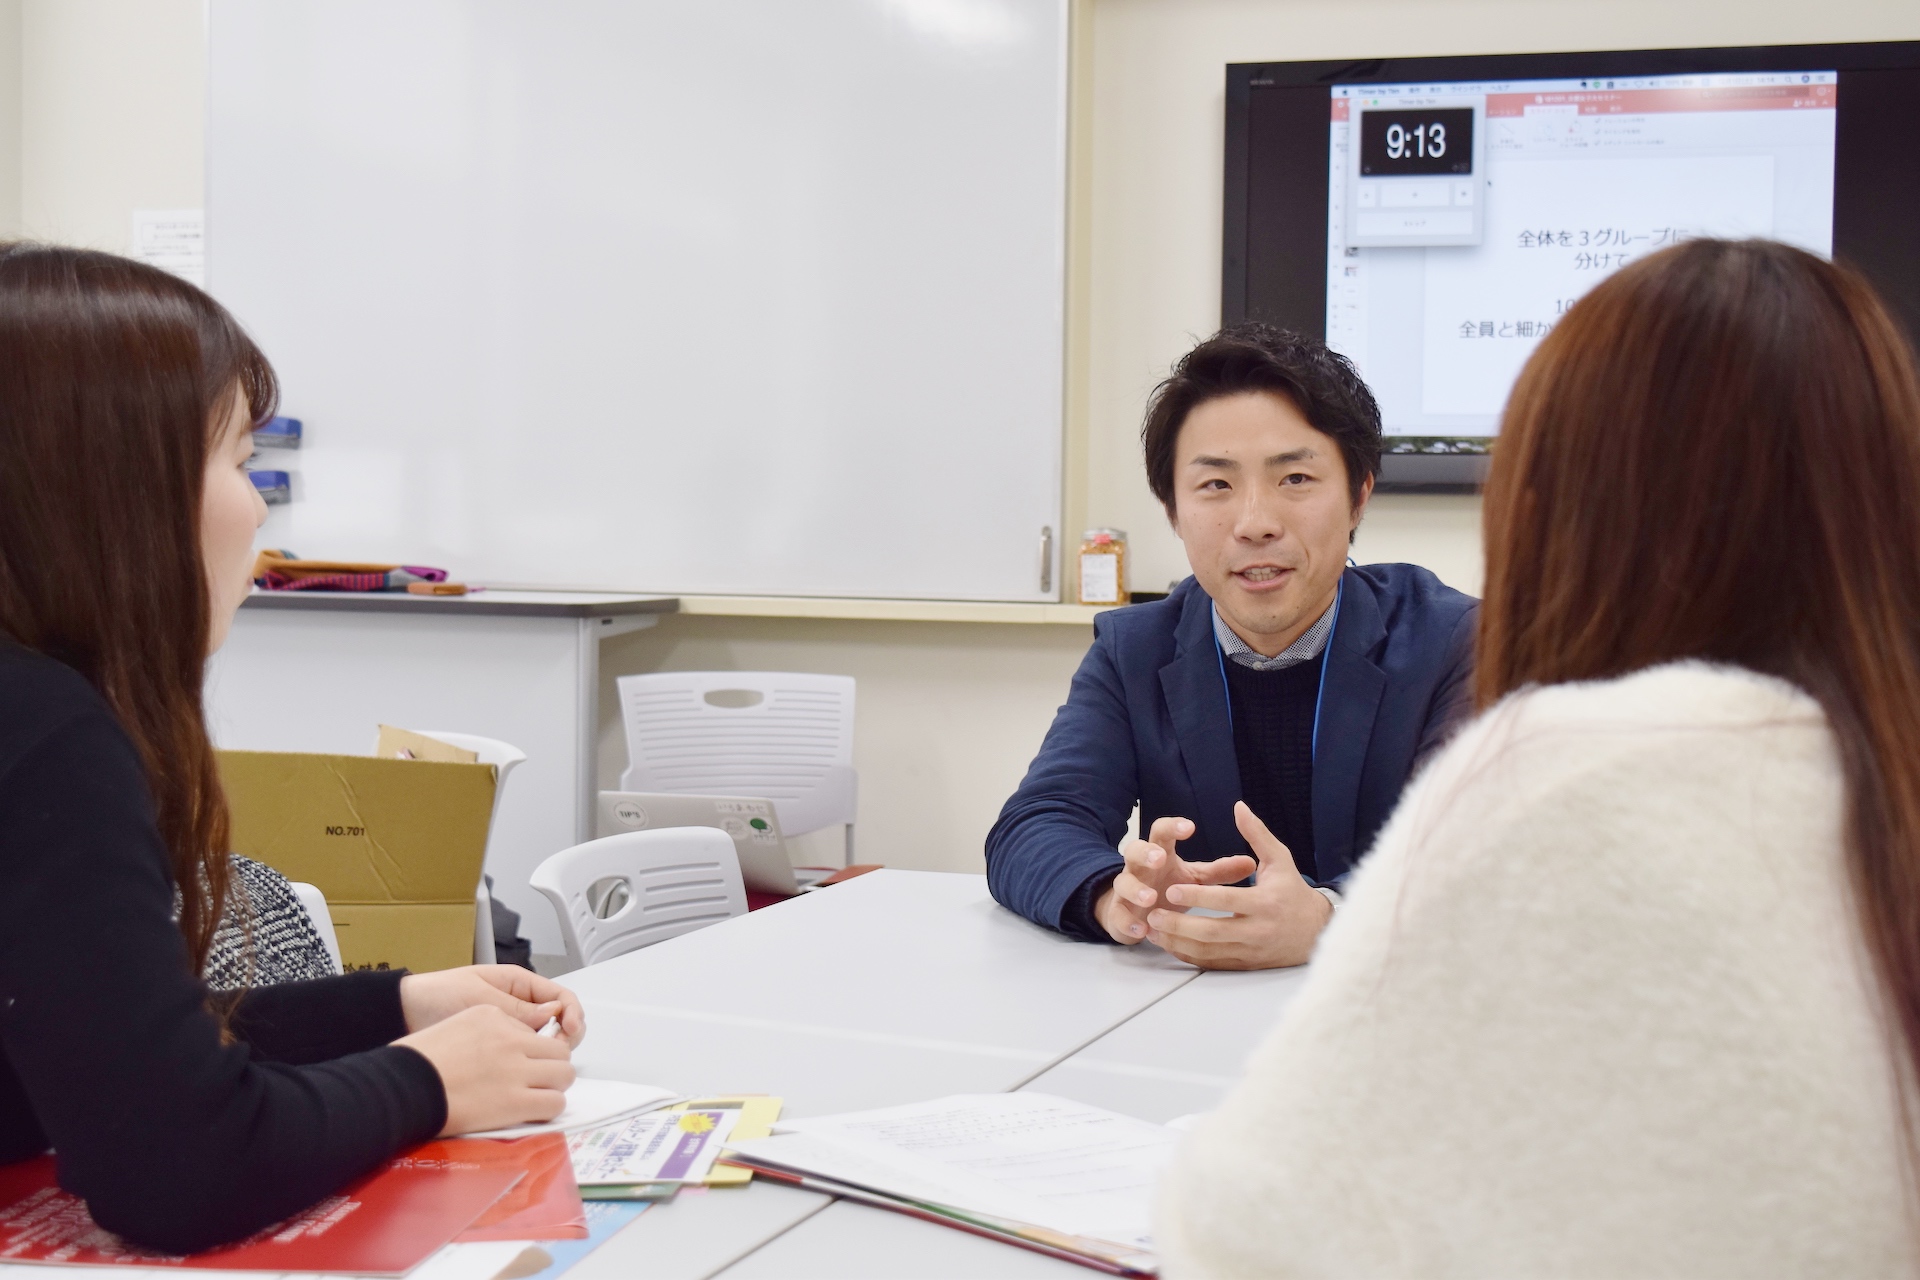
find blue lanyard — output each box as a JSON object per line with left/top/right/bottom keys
{"left": 1213, "top": 577, "right": 1344, "bottom": 762}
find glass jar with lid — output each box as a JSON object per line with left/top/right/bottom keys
{"left": 1077, "top": 528, "right": 1129, "bottom": 605}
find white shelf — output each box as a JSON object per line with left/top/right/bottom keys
{"left": 671, "top": 595, "right": 1117, "bottom": 625}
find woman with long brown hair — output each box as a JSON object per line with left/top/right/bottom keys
{"left": 1158, "top": 239, "right": 1920, "bottom": 1276}
{"left": 0, "top": 245, "right": 584, "bottom": 1252}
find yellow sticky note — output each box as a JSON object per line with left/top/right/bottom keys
{"left": 679, "top": 1096, "right": 782, "bottom": 1187}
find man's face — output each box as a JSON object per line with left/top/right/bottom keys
{"left": 1169, "top": 392, "right": 1371, "bottom": 657}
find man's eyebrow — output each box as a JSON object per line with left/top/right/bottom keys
{"left": 1184, "top": 454, "right": 1239, "bottom": 469}
{"left": 1267, "top": 448, "right": 1316, "bottom": 466}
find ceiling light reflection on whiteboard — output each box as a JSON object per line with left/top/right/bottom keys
{"left": 878, "top": 0, "right": 1027, "bottom": 48}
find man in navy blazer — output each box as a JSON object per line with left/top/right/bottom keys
{"left": 987, "top": 325, "right": 1476, "bottom": 969}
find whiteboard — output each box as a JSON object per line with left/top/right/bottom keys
{"left": 208, "top": 0, "right": 1066, "bottom": 600}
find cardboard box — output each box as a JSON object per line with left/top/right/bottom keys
{"left": 218, "top": 750, "right": 496, "bottom": 974}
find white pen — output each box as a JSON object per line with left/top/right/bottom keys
{"left": 537, "top": 1015, "right": 562, "bottom": 1038}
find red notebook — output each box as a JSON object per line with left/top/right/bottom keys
{"left": 0, "top": 1140, "right": 525, "bottom": 1274}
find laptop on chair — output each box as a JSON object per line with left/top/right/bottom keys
{"left": 595, "top": 791, "right": 834, "bottom": 896}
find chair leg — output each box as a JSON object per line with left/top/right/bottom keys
{"left": 844, "top": 822, "right": 855, "bottom": 867}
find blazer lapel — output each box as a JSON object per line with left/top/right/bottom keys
{"left": 1312, "top": 569, "right": 1388, "bottom": 874}
{"left": 1159, "top": 591, "right": 1243, "bottom": 860}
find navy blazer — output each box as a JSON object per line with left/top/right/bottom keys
{"left": 985, "top": 564, "right": 1477, "bottom": 934}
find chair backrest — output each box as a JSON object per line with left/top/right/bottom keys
{"left": 411, "top": 731, "right": 527, "bottom": 828}
{"left": 410, "top": 731, "right": 528, "bottom": 966}
{"left": 615, "top": 672, "right": 856, "bottom": 836}
{"left": 287, "top": 881, "right": 345, "bottom": 976}
{"left": 529, "top": 827, "right": 747, "bottom": 970}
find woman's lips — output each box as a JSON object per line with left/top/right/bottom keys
{"left": 1232, "top": 566, "right": 1294, "bottom": 593}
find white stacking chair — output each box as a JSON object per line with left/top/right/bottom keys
{"left": 530, "top": 828, "right": 747, "bottom": 970}
{"left": 287, "top": 881, "right": 344, "bottom": 976}
{"left": 410, "top": 731, "right": 529, "bottom": 965}
{"left": 616, "top": 671, "right": 858, "bottom": 864}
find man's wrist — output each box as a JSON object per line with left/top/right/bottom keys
{"left": 1312, "top": 884, "right": 1341, "bottom": 912}
{"left": 1059, "top": 867, "right": 1124, "bottom": 944}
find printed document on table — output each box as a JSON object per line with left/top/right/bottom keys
{"left": 466, "top": 1076, "right": 678, "bottom": 1138}
{"left": 730, "top": 1093, "right": 1178, "bottom": 1249}
{"left": 570, "top": 1108, "right": 740, "bottom": 1185}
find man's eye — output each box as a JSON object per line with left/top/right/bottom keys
{"left": 1200, "top": 479, "right": 1229, "bottom": 492}
{"left": 1281, "top": 473, "right": 1309, "bottom": 486}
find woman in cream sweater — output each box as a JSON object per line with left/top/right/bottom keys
{"left": 1159, "top": 239, "right": 1920, "bottom": 1277}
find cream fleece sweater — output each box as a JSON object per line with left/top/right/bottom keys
{"left": 1159, "top": 662, "right": 1919, "bottom": 1278}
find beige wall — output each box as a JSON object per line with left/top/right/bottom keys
{"left": 10, "top": 0, "right": 1919, "bottom": 872}
{"left": 0, "top": 2, "right": 20, "bottom": 235}
{"left": 596, "top": 617, "right": 1095, "bottom": 872}
{"left": 16, "top": 0, "right": 202, "bottom": 250}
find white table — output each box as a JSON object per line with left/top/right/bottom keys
{"left": 562, "top": 869, "right": 1212, "bottom": 1275}
{"left": 730, "top": 963, "right": 1315, "bottom": 1277}
{"left": 564, "top": 869, "right": 1197, "bottom": 1118}
{"left": 205, "top": 589, "right": 677, "bottom": 955}
{"left": 723, "top": 1197, "right": 1089, "bottom": 1278}
{"left": 1021, "top": 966, "right": 1312, "bottom": 1122}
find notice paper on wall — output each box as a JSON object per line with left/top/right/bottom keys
{"left": 131, "top": 208, "right": 205, "bottom": 289}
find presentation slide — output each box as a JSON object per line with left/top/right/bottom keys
{"left": 1324, "top": 72, "right": 1838, "bottom": 440}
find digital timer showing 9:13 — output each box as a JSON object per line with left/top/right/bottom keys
{"left": 1359, "top": 107, "right": 1476, "bottom": 177}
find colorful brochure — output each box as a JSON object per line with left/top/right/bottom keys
{"left": 0, "top": 1140, "right": 523, "bottom": 1274}
{"left": 677, "top": 1097, "right": 781, "bottom": 1188}
{"left": 453, "top": 1134, "right": 587, "bottom": 1242}
{"left": 507, "top": 1201, "right": 652, "bottom": 1280}
{"left": 569, "top": 1108, "right": 740, "bottom": 1187}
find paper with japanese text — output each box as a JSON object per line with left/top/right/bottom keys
{"left": 569, "top": 1108, "right": 739, "bottom": 1185}
{"left": 730, "top": 1093, "right": 1177, "bottom": 1250}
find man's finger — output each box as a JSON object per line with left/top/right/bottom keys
{"left": 1111, "top": 865, "right": 1158, "bottom": 911}
{"left": 1146, "top": 907, "right": 1234, "bottom": 945}
{"left": 1181, "top": 854, "right": 1257, "bottom": 886}
{"left": 1148, "top": 929, "right": 1235, "bottom": 968}
{"left": 1145, "top": 816, "right": 1194, "bottom": 856}
{"left": 1161, "top": 881, "right": 1252, "bottom": 914}
{"left": 1234, "top": 801, "right": 1302, "bottom": 879}
{"left": 1120, "top": 838, "right": 1167, "bottom": 878}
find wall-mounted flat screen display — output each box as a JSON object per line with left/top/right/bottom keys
{"left": 1224, "top": 43, "right": 1920, "bottom": 486}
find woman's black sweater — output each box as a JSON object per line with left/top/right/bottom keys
{"left": 0, "top": 641, "right": 445, "bottom": 1253}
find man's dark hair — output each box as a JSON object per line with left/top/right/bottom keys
{"left": 1141, "top": 323, "right": 1383, "bottom": 518}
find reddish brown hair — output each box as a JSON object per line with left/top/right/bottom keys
{"left": 0, "top": 244, "right": 277, "bottom": 975}
{"left": 1479, "top": 237, "right": 1920, "bottom": 1134}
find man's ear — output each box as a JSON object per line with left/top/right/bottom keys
{"left": 1348, "top": 473, "right": 1376, "bottom": 544}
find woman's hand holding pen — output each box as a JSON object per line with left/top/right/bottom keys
{"left": 394, "top": 964, "right": 587, "bottom": 1135}
{"left": 398, "top": 964, "right": 586, "bottom": 1046}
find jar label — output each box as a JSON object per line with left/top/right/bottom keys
{"left": 1079, "top": 551, "right": 1121, "bottom": 604}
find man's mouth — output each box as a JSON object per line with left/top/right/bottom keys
{"left": 1234, "top": 565, "right": 1294, "bottom": 588}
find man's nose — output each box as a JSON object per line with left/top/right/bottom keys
{"left": 1234, "top": 489, "right": 1286, "bottom": 542}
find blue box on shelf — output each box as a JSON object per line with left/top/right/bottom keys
{"left": 249, "top": 470, "right": 291, "bottom": 504}
{"left": 255, "top": 416, "right": 302, "bottom": 449}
